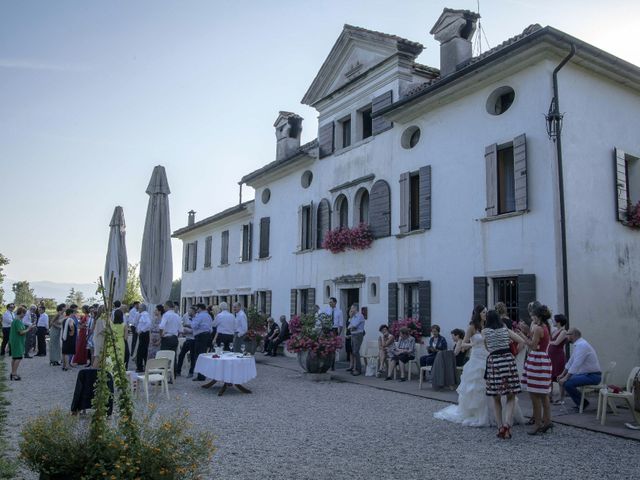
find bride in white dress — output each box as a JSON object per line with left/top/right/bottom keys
{"left": 434, "top": 306, "right": 492, "bottom": 426}
{"left": 435, "top": 305, "right": 525, "bottom": 427}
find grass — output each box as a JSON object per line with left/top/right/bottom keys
{"left": 0, "top": 360, "right": 17, "bottom": 478}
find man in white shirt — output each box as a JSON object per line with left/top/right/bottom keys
{"left": 325, "top": 297, "right": 343, "bottom": 370}
{"left": 36, "top": 305, "right": 49, "bottom": 356}
{"left": 1, "top": 303, "right": 15, "bottom": 356}
{"left": 212, "top": 302, "right": 235, "bottom": 351}
{"left": 232, "top": 302, "right": 248, "bottom": 352}
{"left": 159, "top": 301, "right": 182, "bottom": 377}
{"left": 558, "top": 328, "right": 602, "bottom": 410}
{"left": 128, "top": 301, "right": 140, "bottom": 359}
{"left": 135, "top": 303, "right": 152, "bottom": 372}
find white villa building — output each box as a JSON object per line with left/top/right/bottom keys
{"left": 173, "top": 9, "right": 640, "bottom": 381}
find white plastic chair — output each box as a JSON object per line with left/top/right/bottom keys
{"left": 393, "top": 344, "right": 420, "bottom": 381}
{"left": 418, "top": 365, "right": 432, "bottom": 390}
{"left": 578, "top": 361, "right": 616, "bottom": 413}
{"left": 136, "top": 358, "right": 170, "bottom": 403}
{"left": 597, "top": 366, "right": 640, "bottom": 425}
{"left": 153, "top": 350, "right": 176, "bottom": 383}
{"left": 362, "top": 341, "right": 379, "bottom": 372}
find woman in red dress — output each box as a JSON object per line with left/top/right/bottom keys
{"left": 73, "top": 305, "right": 90, "bottom": 366}
{"left": 548, "top": 314, "right": 568, "bottom": 404}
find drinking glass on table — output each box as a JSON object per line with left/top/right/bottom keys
{"left": 241, "top": 344, "right": 246, "bottom": 355}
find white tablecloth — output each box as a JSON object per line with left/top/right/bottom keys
{"left": 194, "top": 353, "right": 257, "bottom": 384}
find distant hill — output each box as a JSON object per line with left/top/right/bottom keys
{"left": 2, "top": 278, "right": 98, "bottom": 303}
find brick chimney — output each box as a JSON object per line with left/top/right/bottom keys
{"left": 274, "top": 112, "right": 302, "bottom": 161}
{"left": 188, "top": 210, "right": 196, "bottom": 226}
{"left": 430, "top": 9, "right": 480, "bottom": 77}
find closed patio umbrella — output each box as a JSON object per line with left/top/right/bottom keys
{"left": 104, "top": 206, "right": 128, "bottom": 302}
{"left": 140, "top": 165, "right": 173, "bottom": 305}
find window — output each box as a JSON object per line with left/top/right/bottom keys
{"left": 369, "top": 180, "right": 391, "bottom": 238}
{"left": 301, "top": 205, "right": 313, "bottom": 250}
{"left": 316, "top": 199, "right": 331, "bottom": 248}
{"left": 292, "top": 288, "right": 315, "bottom": 315}
{"left": 399, "top": 167, "right": 431, "bottom": 234}
{"left": 259, "top": 217, "right": 270, "bottom": 258}
{"left": 261, "top": 188, "right": 271, "bottom": 204}
{"left": 615, "top": 148, "right": 640, "bottom": 222}
{"left": 485, "top": 134, "right": 527, "bottom": 217}
{"left": 335, "top": 194, "right": 348, "bottom": 229}
{"left": 183, "top": 241, "right": 198, "bottom": 272}
{"left": 497, "top": 144, "right": 515, "bottom": 214}
{"left": 220, "top": 230, "right": 229, "bottom": 265}
{"left": 493, "top": 277, "right": 519, "bottom": 323}
{"left": 340, "top": 117, "right": 352, "bottom": 148}
{"left": 204, "top": 236, "right": 212, "bottom": 268}
{"left": 403, "top": 283, "right": 420, "bottom": 319}
{"left": 255, "top": 290, "right": 271, "bottom": 315}
{"left": 299, "top": 289, "right": 309, "bottom": 315}
{"left": 361, "top": 107, "right": 372, "bottom": 139}
{"left": 241, "top": 223, "right": 252, "bottom": 262}
{"left": 401, "top": 126, "right": 421, "bottom": 149}
{"left": 486, "top": 86, "right": 515, "bottom": 115}
{"left": 409, "top": 173, "right": 420, "bottom": 231}
{"left": 357, "top": 189, "right": 369, "bottom": 224}
{"left": 301, "top": 170, "right": 313, "bottom": 188}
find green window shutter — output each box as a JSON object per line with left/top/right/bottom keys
{"left": 473, "top": 276, "right": 488, "bottom": 308}
{"left": 372, "top": 90, "right": 393, "bottom": 135}
{"left": 517, "top": 274, "right": 536, "bottom": 323}
{"left": 369, "top": 180, "right": 391, "bottom": 238}
{"left": 418, "top": 280, "right": 431, "bottom": 335}
{"left": 290, "top": 289, "right": 298, "bottom": 316}
{"left": 615, "top": 148, "right": 629, "bottom": 222}
{"left": 399, "top": 172, "right": 410, "bottom": 233}
{"left": 419, "top": 165, "right": 432, "bottom": 230}
{"left": 485, "top": 144, "right": 498, "bottom": 217}
{"left": 388, "top": 282, "right": 398, "bottom": 324}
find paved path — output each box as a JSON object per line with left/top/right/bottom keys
{"left": 3, "top": 354, "right": 639, "bottom": 480}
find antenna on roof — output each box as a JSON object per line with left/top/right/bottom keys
{"left": 473, "top": 0, "right": 491, "bottom": 56}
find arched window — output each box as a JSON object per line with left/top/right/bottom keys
{"left": 355, "top": 188, "right": 369, "bottom": 224}
{"left": 369, "top": 180, "right": 391, "bottom": 238}
{"left": 335, "top": 194, "right": 349, "bottom": 229}
{"left": 316, "top": 199, "right": 331, "bottom": 248}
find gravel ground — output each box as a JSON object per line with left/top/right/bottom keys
{"left": 2, "top": 355, "right": 639, "bottom": 480}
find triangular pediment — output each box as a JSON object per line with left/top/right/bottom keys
{"left": 301, "top": 25, "right": 423, "bottom": 106}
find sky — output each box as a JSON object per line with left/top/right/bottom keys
{"left": 1, "top": 0, "right": 639, "bottom": 286}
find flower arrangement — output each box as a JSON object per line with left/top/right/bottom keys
{"left": 286, "top": 313, "right": 343, "bottom": 356}
{"left": 389, "top": 317, "right": 424, "bottom": 344}
{"left": 627, "top": 200, "right": 640, "bottom": 228}
{"left": 245, "top": 306, "right": 267, "bottom": 342}
{"left": 321, "top": 223, "right": 373, "bottom": 253}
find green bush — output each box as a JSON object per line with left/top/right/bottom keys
{"left": 0, "top": 361, "right": 17, "bottom": 479}
{"left": 20, "top": 408, "right": 215, "bottom": 479}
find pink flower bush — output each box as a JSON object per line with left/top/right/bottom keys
{"left": 286, "top": 314, "right": 343, "bottom": 355}
{"left": 627, "top": 200, "right": 640, "bottom": 228}
{"left": 389, "top": 317, "right": 424, "bottom": 344}
{"left": 321, "top": 223, "right": 373, "bottom": 253}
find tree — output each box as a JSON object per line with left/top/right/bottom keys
{"left": 12, "top": 281, "right": 35, "bottom": 306}
{"left": 170, "top": 278, "right": 181, "bottom": 304}
{"left": 65, "top": 288, "right": 85, "bottom": 306}
{"left": 0, "top": 253, "right": 8, "bottom": 306}
{"left": 35, "top": 297, "right": 57, "bottom": 310}
{"left": 122, "top": 263, "right": 143, "bottom": 305}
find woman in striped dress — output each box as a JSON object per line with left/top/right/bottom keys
{"left": 483, "top": 310, "right": 526, "bottom": 439}
{"left": 519, "top": 304, "right": 553, "bottom": 435}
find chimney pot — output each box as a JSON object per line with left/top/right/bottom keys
{"left": 188, "top": 210, "right": 196, "bottom": 226}
{"left": 430, "top": 9, "right": 480, "bottom": 77}
{"left": 274, "top": 112, "right": 303, "bottom": 161}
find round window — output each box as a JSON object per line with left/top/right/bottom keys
{"left": 486, "top": 86, "right": 515, "bottom": 115}
{"left": 301, "top": 170, "right": 313, "bottom": 188}
{"left": 261, "top": 188, "right": 271, "bottom": 204}
{"left": 401, "top": 126, "right": 421, "bottom": 149}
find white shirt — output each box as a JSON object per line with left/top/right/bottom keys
{"left": 159, "top": 310, "right": 182, "bottom": 337}
{"left": 2, "top": 310, "right": 14, "bottom": 328}
{"left": 137, "top": 311, "right": 152, "bottom": 333}
{"left": 128, "top": 309, "right": 139, "bottom": 328}
{"left": 235, "top": 310, "right": 248, "bottom": 336}
{"left": 182, "top": 313, "right": 194, "bottom": 340}
{"left": 324, "top": 306, "right": 343, "bottom": 329}
{"left": 213, "top": 310, "right": 236, "bottom": 335}
{"left": 565, "top": 338, "right": 602, "bottom": 375}
{"left": 23, "top": 311, "right": 35, "bottom": 327}
{"left": 37, "top": 313, "right": 49, "bottom": 328}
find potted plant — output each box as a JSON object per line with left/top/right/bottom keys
{"left": 321, "top": 223, "right": 373, "bottom": 253}
{"left": 245, "top": 307, "right": 267, "bottom": 354}
{"left": 286, "top": 313, "right": 343, "bottom": 373}
{"left": 389, "top": 317, "right": 424, "bottom": 344}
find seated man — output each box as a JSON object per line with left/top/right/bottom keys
{"left": 419, "top": 324, "right": 447, "bottom": 367}
{"left": 385, "top": 327, "right": 415, "bottom": 382}
{"left": 557, "top": 328, "right": 602, "bottom": 410}
{"left": 263, "top": 317, "right": 279, "bottom": 354}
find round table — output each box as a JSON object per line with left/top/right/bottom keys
{"left": 194, "top": 353, "right": 257, "bottom": 396}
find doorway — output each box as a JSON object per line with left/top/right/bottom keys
{"left": 340, "top": 288, "right": 360, "bottom": 315}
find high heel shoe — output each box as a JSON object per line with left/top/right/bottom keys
{"left": 503, "top": 424, "right": 512, "bottom": 439}
{"left": 496, "top": 426, "right": 507, "bottom": 438}
{"left": 540, "top": 422, "right": 554, "bottom": 433}
{"left": 9, "top": 374, "right": 21, "bottom": 381}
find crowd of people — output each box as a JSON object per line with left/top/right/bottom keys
{"left": 2, "top": 296, "right": 606, "bottom": 440}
